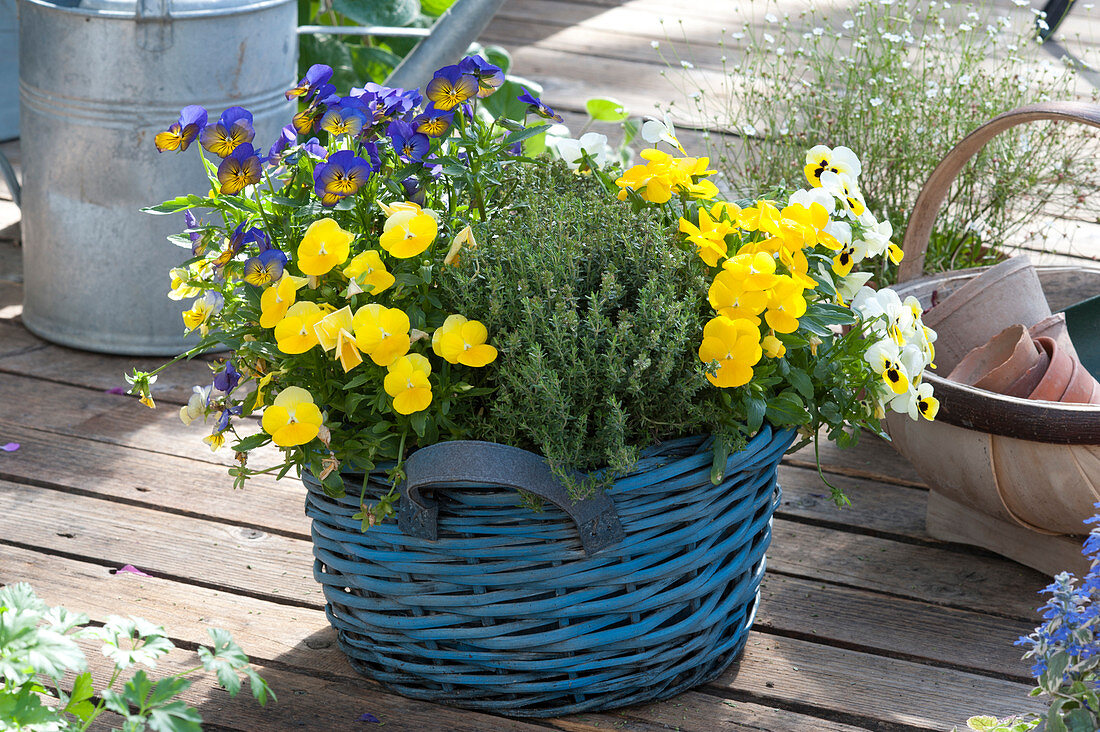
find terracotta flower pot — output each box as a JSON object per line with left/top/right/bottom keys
{"left": 1029, "top": 312, "right": 1079, "bottom": 361}
{"left": 1029, "top": 336, "right": 1100, "bottom": 404}
{"left": 922, "top": 256, "right": 1051, "bottom": 372}
{"left": 947, "top": 324, "right": 1045, "bottom": 393}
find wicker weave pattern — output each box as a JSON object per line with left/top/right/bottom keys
{"left": 303, "top": 425, "right": 796, "bottom": 717}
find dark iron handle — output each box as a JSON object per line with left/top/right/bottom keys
{"left": 398, "top": 440, "right": 625, "bottom": 555}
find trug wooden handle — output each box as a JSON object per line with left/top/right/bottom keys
{"left": 899, "top": 101, "right": 1100, "bottom": 282}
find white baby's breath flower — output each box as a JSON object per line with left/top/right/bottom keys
{"left": 651, "top": 40, "right": 660, "bottom": 49}
{"left": 958, "top": 22, "right": 972, "bottom": 31}
{"left": 813, "top": 26, "right": 825, "bottom": 35}
{"left": 742, "top": 123, "right": 758, "bottom": 136}
{"left": 870, "top": 97, "right": 884, "bottom": 106}
{"left": 842, "top": 19, "right": 855, "bottom": 29}
{"left": 764, "top": 32, "right": 776, "bottom": 43}
{"left": 766, "top": 12, "right": 778, "bottom": 22}
{"left": 681, "top": 60, "right": 695, "bottom": 68}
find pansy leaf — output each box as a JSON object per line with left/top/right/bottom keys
{"left": 232, "top": 433, "right": 270, "bottom": 452}
{"left": 765, "top": 392, "right": 810, "bottom": 426}
{"left": 501, "top": 124, "right": 549, "bottom": 148}
{"left": 585, "top": 97, "right": 629, "bottom": 122}
{"left": 709, "top": 434, "right": 732, "bottom": 484}
{"left": 744, "top": 395, "right": 766, "bottom": 433}
{"left": 143, "top": 195, "right": 213, "bottom": 215}
{"left": 787, "top": 368, "right": 814, "bottom": 401}
{"left": 332, "top": 0, "right": 418, "bottom": 27}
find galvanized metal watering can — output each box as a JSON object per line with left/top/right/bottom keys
{"left": 17, "top": 0, "right": 295, "bottom": 355}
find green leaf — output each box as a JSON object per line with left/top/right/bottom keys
{"left": 64, "top": 671, "right": 97, "bottom": 721}
{"left": 765, "top": 392, "right": 811, "bottom": 426}
{"left": 421, "top": 0, "right": 455, "bottom": 15}
{"left": 482, "top": 78, "right": 543, "bottom": 122}
{"left": 710, "top": 434, "right": 732, "bottom": 484}
{"left": 622, "top": 118, "right": 641, "bottom": 145}
{"left": 143, "top": 195, "right": 211, "bottom": 215}
{"left": 0, "top": 685, "right": 59, "bottom": 728}
{"left": 744, "top": 396, "right": 766, "bottom": 433}
{"left": 585, "top": 97, "right": 629, "bottom": 122}
{"left": 232, "top": 433, "right": 271, "bottom": 452}
{"left": 1063, "top": 708, "right": 1098, "bottom": 732}
{"left": 482, "top": 44, "right": 512, "bottom": 74}
{"left": 244, "top": 666, "right": 276, "bottom": 706}
{"left": 332, "top": 0, "right": 418, "bottom": 27}
{"left": 786, "top": 367, "right": 814, "bottom": 401}
{"left": 501, "top": 124, "right": 550, "bottom": 148}
{"left": 147, "top": 700, "right": 203, "bottom": 732}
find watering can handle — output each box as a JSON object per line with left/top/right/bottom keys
{"left": 136, "top": 0, "right": 173, "bottom": 52}
{"left": 900, "top": 101, "right": 1100, "bottom": 282}
{"left": 398, "top": 440, "right": 625, "bottom": 555}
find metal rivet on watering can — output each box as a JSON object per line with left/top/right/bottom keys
{"left": 17, "top": 0, "right": 296, "bottom": 355}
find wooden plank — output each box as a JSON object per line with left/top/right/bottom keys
{"left": 767, "top": 519, "right": 1048, "bottom": 619}
{"left": 0, "top": 480, "right": 320, "bottom": 602}
{"left": 61, "top": 639, "right": 558, "bottom": 732}
{"left": 787, "top": 434, "right": 927, "bottom": 487}
{"left": 0, "top": 331, "right": 217, "bottom": 405}
{"left": 711, "top": 633, "right": 1041, "bottom": 730}
{"left": 756, "top": 572, "right": 1034, "bottom": 681}
{"left": 0, "top": 424, "right": 308, "bottom": 537}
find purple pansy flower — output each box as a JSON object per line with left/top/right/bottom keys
{"left": 214, "top": 404, "right": 243, "bottom": 433}
{"left": 517, "top": 90, "right": 563, "bottom": 123}
{"left": 155, "top": 105, "right": 208, "bottom": 153}
{"left": 200, "top": 106, "right": 255, "bottom": 158}
{"left": 242, "top": 249, "right": 288, "bottom": 287}
{"left": 320, "top": 98, "right": 369, "bottom": 137}
{"left": 217, "top": 142, "right": 261, "bottom": 195}
{"left": 425, "top": 65, "right": 478, "bottom": 112}
{"left": 313, "top": 149, "right": 373, "bottom": 206}
{"left": 388, "top": 120, "right": 430, "bottom": 162}
{"left": 401, "top": 177, "right": 425, "bottom": 206}
{"left": 267, "top": 124, "right": 298, "bottom": 162}
{"left": 212, "top": 360, "right": 240, "bottom": 395}
{"left": 285, "top": 64, "right": 334, "bottom": 101}
{"left": 459, "top": 56, "right": 505, "bottom": 98}
{"left": 412, "top": 105, "right": 453, "bottom": 137}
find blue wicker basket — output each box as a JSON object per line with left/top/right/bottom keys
{"left": 302, "top": 424, "right": 796, "bottom": 717}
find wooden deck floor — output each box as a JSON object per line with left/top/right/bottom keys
{"left": 3, "top": 0, "right": 1098, "bottom": 728}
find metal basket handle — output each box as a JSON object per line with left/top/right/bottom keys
{"left": 398, "top": 440, "right": 625, "bottom": 555}
{"left": 900, "top": 101, "right": 1100, "bottom": 282}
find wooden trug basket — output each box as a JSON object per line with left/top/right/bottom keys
{"left": 886, "top": 102, "right": 1100, "bottom": 577}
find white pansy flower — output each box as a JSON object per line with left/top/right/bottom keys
{"left": 179, "top": 385, "right": 212, "bottom": 426}
{"left": 547, "top": 132, "right": 615, "bottom": 171}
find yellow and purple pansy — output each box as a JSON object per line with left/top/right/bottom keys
{"left": 200, "top": 106, "right": 255, "bottom": 158}
{"left": 313, "top": 150, "right": 373, "bottom": 207}
{"left": 517, "top": 89, "right": 564, "bottom": 123}
{"left": 412, "top": 105, "right": 453, "bottom": 137}
{"left": 242, "top": 249, "right": 288, "bottom": 287}
{"left": 320, "top": 99, "right": 369, "bottom": 138}
{"left": 425, "top": 65, "right": 479, "bottom": 111}
{"left": 458, "top": 56, "right": 505, "bottom": 98}
{"left": 217, "top": 142, "right": 262, "bottom": 195}
{"left": 387, "top": 120, "right": 430, "bottom": 162}
{"left": 155, "top": 105, "right": 207, "bottom": 153}
{"left": 284, "top": 63, "right": 334, "bottom": 102}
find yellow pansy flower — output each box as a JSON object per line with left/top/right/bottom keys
{"left": 737, "top": 200, "right": 782, "bottom": 237}
{"left": 314, "top": 306, "right": 363, "bottom": 373}
{"left": 431, "top": 314, "right": 498, "bottom": 367}
{"left": 723, "top": 252, "right": 780, "bottom": 291}
{"left": 352, "top": 303, "right": 411, "bottom": 366}
{"left": 679, "top": 205, "right": 734, "bottom": 267}
{"left": 274, "top": 301, "right": 324, "bottom": 354}
{"left": 865, "top": 340, "right": 911, "bottom": 395}
{"left": 698, "top": 316, "right": 763, "bottom": 388}
{"left": 297, "top": 218, "right": 355, "bottom": 276}
{"left": 764, "top": 277, "right": 807, "bottom": 334}
{"left": 384, "top": 354, "right": 433, "bottom": 415}
{"left": 182, "top": 291, "right": 222, "bottom": 337}
{"left": 762, "top": 333, "right": 786, "bottom": 359}
{"left": 445, "top": 225, "right": 475, "bottom": 266}
{"left": 343, "top": 250, "right": 395, "bottom": 296}
{"left": 379, "top": 206, "right": 438, "bottom": 259}
{"left": 259, "top": 272, "right": 307, "bottom": 328}
{"left": 261, "top": 386, "right": 323, "bottom": 447}
{"left": 708, "top": 269, "right": 768, "bottom": 324}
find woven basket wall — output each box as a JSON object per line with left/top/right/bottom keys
{"left": 302, "top": 424, "right": 796, "bottom": 717}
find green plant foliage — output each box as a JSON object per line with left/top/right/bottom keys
{"left": 331, "top": 0, "right": 419, "bottom": 27}
{"left": 441, "top": 163, "right": 723, "bottom": 493}
{"left": 0, "top": 583, "right": 272, "bottom": 732}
